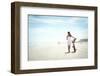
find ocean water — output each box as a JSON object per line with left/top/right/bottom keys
{"left": 28, "top": 41, "right": 88, "bottom": 61}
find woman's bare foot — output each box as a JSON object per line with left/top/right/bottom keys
{"left": 65, "top": 51, "right": 70, "bottom": 54}
{"left": 71, "top": 49, "right": 77, "bottom": 53}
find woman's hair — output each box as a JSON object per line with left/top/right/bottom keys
{"left": 68, "top": 32, "right": 72, "bottom": 37}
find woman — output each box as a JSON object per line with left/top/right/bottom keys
{"left": 66, "top": 32, "right": 76, "bottom": 53}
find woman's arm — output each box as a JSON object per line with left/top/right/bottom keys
{"left": 71, "top": 35, "right": 76, "bottom": 39}
{"left": 72, "top": 35, "right": 77, "bottom": 43}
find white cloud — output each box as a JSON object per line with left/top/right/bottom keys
{"left": 29, "top": 16, "right": 66, "bottom": 24}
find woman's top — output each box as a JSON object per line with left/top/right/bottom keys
{"left": 67, "top": 36, "right": 72, "bottom": 46}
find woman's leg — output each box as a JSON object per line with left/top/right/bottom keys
{"left": 68, "top": 45, "right": 70, "bottom": 53}
{"left": 72, "top": 43, "right": 76, "bottom": 53}
{"left": 65, "top": 45, "right": 70, "bottom": 54}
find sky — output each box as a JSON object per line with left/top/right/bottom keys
{"left": 28, "top": 15, "right": 88, "bottom": 47}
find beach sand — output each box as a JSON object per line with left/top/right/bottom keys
{"left": 28, "top": 42, "right": 88, "bottom": 61}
